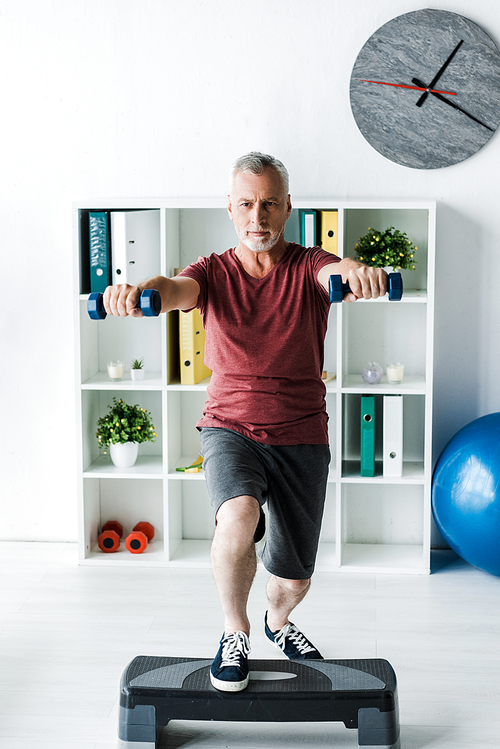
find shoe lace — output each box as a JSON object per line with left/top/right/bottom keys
{"left": 220, "top": 631, "right": 251, "bottom": 667}
{"left": 275, "top": 622, "right": 316, "bottom": 655}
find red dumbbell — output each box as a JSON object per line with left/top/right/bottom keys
{"left": 98, "top": 521, "right": 123, "bottom": 553}
{"left": 125, "top": 522, "right": 155, "bottom": 554}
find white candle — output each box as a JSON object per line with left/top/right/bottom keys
{"left": 107, "top": 361, "right": 123, "bottom": 381}
{"left": 387, "top": 363, "right": 404, "bottom": 383}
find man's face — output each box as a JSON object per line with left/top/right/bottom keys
{"left": 228, "top": 168, "right": 292, "bottom": 253}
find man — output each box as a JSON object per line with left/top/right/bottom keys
{"left": 104, "top": 152, "right": 387, "bottom": 693}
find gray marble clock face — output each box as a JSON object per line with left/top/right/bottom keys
{"left": 350, "top": 9, "right": 500, "bottom": 169}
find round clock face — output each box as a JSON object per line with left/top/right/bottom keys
{"left": 350, "top": 9, "right": 500, "bottom": 168}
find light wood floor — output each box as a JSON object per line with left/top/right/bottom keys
{"left": 0, "top": 542, "right": 499, "bottom": 748}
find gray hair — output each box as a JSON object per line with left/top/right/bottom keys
{"left": 230, "top": 151, "right": 289, "bottom": 195}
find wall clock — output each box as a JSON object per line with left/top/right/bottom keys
{"left": 350, "top": 9, "right": 500, "bottom": 168}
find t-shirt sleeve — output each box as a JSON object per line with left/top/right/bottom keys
{"left": 177, "top": 256, "right": 209, "bottom": 315}
{"left": 308, "top": 246, "right": 341, "bottom": 300}
{"left": 309, "top": 246, "right": 341, "bottom": 272}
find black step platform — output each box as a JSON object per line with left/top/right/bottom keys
{"left": 119, "top": 656, "right": 400, "bottom": 749}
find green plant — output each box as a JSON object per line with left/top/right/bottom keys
{"left": 354, "top": 226, "right": 417, "bottom": 270}
{"left": 130, "top": 358, "right": 145, "bottom": 370}
{"left": 96, "top": 397, "right": 156, "bottom": 453}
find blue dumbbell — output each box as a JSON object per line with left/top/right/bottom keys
{"left": 87, "top": 289, "right": 161, "bottom": 320}
{"left": 329, "top": 272, "right": 403, "bottom": 303}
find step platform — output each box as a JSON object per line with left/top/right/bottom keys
{"left": 119, "top": 656, "right": 400, "bottom": 748}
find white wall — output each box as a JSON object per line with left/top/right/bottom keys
{"left": 1, "top": 0, "right": 499, "bottom": 541}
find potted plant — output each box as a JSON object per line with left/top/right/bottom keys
{"left": 354, "top": 226, "right": 417, "bottom": 271}
{"left": 130, "top": 357, "right": 145, "bottom": 382}
{"left": 95, "top": 397, "right": 157, "bottom": 467}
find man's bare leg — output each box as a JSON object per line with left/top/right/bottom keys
{"left": 266, "top": 575, "right": 311, "bottom": 631}
{"left": 210, "top": 495, "right": 261, "bottom": 635}
{"left": 265, "top": 575, "right": 322, "bottom": 659}
{"left": 209, "top": 496, "right": 260, "bottom": 691}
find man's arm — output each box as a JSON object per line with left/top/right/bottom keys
{"left": 103, "top": 275, "right": 200, "bottom": 317}
{"left": 317, "top": 258, "right": 387, "bottom": 302}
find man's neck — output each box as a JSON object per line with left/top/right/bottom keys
{"left": 234, "top": 240, "right": 289, "bottom": 279}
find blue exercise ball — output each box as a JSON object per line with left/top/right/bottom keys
{"left": 432, "top": 413, "right": 500, "bottom": 576}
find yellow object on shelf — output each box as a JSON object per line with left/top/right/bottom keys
{"left": 176, "top": 455, "right": 204, "bottom": 473}
{"left": 320, "top": 211, "right": 338, "bottom": 254}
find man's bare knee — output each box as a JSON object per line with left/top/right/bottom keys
{"left": 215, "top": 496, "right": 260, "bottom": 541}
{"left": 275, "top": 577, "right": 311, "bottom": 595}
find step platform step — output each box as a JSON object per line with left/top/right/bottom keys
{"left": 119, "top": 655, "right": 400, "bottom": 749}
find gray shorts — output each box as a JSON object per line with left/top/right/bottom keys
{"left": 199, "top": 427, "right": 330, "bottom": 580}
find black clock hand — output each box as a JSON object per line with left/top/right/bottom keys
{"left": 413, "top": 77, "right": 494, "bottom": 131}
{"left": 416, "top": 39, "right": 464, "bottom": 107}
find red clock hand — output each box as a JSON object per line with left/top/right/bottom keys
{"left": 360, "top": 79, "right": 456, "bottom": 96}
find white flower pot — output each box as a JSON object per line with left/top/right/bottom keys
{"left": 130, "top": 369, "right": 145, "bottom": 381}
{"left": 110, "top": 441, "right": 139, "bottom": 468}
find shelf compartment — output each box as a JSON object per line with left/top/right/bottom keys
{"left": 315, "top": 542, "right": 339, "bottom": 570}
{"left": 343, "top": 207, "right": 429, "bottom": 294}
{"left": 166, "top": 480, "right": 213, "bottom": 565}
{"left": 167, "top": 539, "right": 212, "bottom": 567}
{"left": 79, "top": 297, "right": 165, "bottom": 385}
{"left": 168, "top": 456, "right": 205, "bottom": 478}
{"left": 341, "top": 394, "right": 425, "bottom": 475}
{"left": 81, "top": 477, "right": 164, "bottom": 564}
{"left": 340, "top": 483, "right": 426, "bottom": 572}
{"left": 177, "top": 208, "right": 236, "bottom": 269}
{"left": 342, "top": 303, "right": 427, "bottom": 382}
{"left": 166, "top": 390, "right": 207, "bottom": 473}
{"left": 80, "top": 389, "right": 163, "bottom": 474}
{"left": 77, "top": 208, "right": 162, "bottom": 296}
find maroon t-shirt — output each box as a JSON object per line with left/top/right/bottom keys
{"left": 178, "top": 243, "right": 339, "bottom": 445}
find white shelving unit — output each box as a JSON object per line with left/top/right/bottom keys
{"left": 74, "top": 199, "right": 435, "bottom": 573}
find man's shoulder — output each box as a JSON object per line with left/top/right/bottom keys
{"left": 286, "top": 243, "right": 339, "bottom": 266}
{"left": 202, "top": 248, "right": 236, "bottom": 267}
{"left": 182, "top": 249, "right": 235, "bottom": 274}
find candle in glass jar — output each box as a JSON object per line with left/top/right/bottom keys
{"left": 387, "top": 363, "right": 404, "bottom": 384}
{"left": 107, "top": 360, "right": 123, "bottom": 381}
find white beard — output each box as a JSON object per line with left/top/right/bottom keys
{"left": 237, "top": 226, "right": 284, "bottom": 253}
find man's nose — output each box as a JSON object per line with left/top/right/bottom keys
{"left": 250, "top": 202, "right": 266, "bottom": 224}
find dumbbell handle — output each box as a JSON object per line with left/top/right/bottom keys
{"left": 87, "top": 289, "right": 161, "bottom": 320}
{"left": 329, "top": 272, "right": 403, "bottom": 303}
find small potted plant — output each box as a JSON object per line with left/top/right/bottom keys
{"left": 95, "top": 397, "right": 157, "bottom": 467}
{"left": 130, "top": 357, "right": 145, "bottom": 382}
{"left": 354, "top": 226, "right": 417, "bottom": 271}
